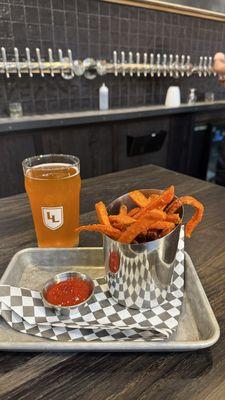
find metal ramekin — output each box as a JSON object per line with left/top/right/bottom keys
{"left": 42, "top": 271, "right": 95, "bottom": 316}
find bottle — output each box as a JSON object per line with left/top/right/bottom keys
{"left": 187, "top": 88, "right": 197, "bottom": 104}
{"left": 99, "top": 83, "right": 109, "bottom": 110}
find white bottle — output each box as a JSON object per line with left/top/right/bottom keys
{"left": 99, "top": 83, "right": 109, "bottom": 110}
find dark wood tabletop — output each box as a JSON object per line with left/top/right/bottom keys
{"left": 0, "top": 164, "right": 224, "bottom": 400}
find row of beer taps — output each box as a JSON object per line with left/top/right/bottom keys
{"left": 0, "top": 47, "right": 217, "bottom": 80}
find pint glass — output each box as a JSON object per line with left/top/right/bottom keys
{"left": 22, "top": 154, "right": 81, "bottom": 248}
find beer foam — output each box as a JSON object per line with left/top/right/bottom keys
{"left": 26, "top": 163, "right": 79, "bottom": 180}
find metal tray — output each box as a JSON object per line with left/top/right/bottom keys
{"left": 0, "top": 248, "right": 220, "bottom": 352}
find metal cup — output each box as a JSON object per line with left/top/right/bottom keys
{"left": 104, "top": 189, "right": 183, "bottom": 310}
{"left": 42, "top": 271, "right": 95, "bottom": 316}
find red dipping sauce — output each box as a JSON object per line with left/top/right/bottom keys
{"left": 45, "top": 277, "right": 92, "bottom": 307}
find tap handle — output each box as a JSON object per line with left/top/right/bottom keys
{"left": 14, "top": 47, "right": 21, "bottom": 78}
{"left": 181, "top": 54, "right": 185, "bottom": 77}
{"left": 1, "top": 47, "right": 9, "bottom": 78}
{"left": 156, "top": 53, "right": 161, "bottom": 77}
{"left": 175, "top": 54, "right": 179, "bottom": 77}
{"left": 25, "top": 47, "right": 33, "bottom": 77}
{"left": 203, "top": 56, "right": 208, "bottom": 76}
{"left": 150, "top": 53, "right": 154, "bottom": 77}
{"left": 169, "top": 54, "right": 173, "bottom": 77}
{"left": 186, "top": 55, "right": 191, "bottom": 76}
{"left": 121, "top": 51, "right": 125, "bottom": 76}
{"left": 198, "top": 56, "right": 203, "bottom": 77}
{"left": 162, "top": 54, "right": 167, "bottom": 77}
{"left": 208, "top": 56, "right": 212, "bottom": 76}
{"left": 36, "top": 48, "right": 44, "bottom": 77}
{"left": 113, "top": 50, "right": 118, "bottom": 76}
{"left": 136, "top": 52, "right": 140, "bottom": 76}
{"left": 67, "top": 49, "right": 74, "bottom": 78}
{"left": 48, "top": 48, "right": 54, "bottom": 77}
{"left": 129, "top": 51, "right": 133, "bottom": 76}
{"left": 143, "top": 52, "right": 147, "bottom": 76}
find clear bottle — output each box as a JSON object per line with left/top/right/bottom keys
{"left": 99, "top": 83, "right": 109, "bottom": 110}
{"left": 187, "top": 88, "right": 197, "bottom": 104}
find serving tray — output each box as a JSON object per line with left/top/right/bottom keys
{"left": 0, "top": 248, "right": 220, "bottom": 352}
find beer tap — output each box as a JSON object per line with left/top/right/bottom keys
{"left": 143, "top": 53, "right": 147, "bottom": 77}
{"left": 180, "top": 55, "right": 185, "bottom": 77}
{"left": 121, "top": 51, "right": 125, "bottom": 77}
{"left": 48, "top": 48, "right": 54, "bottom": 77}
{"left": 113, "top": 50, "right": 118, "bottom": 77}
{"left": 169, "top": 54, "right": 173, "bottom": 77}
{"left": 156, "top": 54, "right": 161, "bottom": 77}
{"left": 25, "top": 47, "right": 33, "bottom": 77}
{"left": 129, "top": 51, "right": 133, "bottom": 76}
{"left": 175, "top": 54, "right": 179, "bottom": 78}
{"left": 150, "top": 53, "right": 154, "bottom": 77}
{"left": 162, "top": 54, "right": 167, "bottom": 77}
{"left": 186, "top": 55, "right": 191, "bottom": 77}
{"left": 36, "top": 48, "right": 44, "bottom": 77}
{"left": 136, "top": 52, "right": 140, "bottom": 77}
{"left": 203, "top": 56, "right": 208, "bottom": 77}
{"left": 1, "top": 47, "right": 9, "bottom": 78}
{"left": 198, "top": 56, "right": 203, "bottom": 77}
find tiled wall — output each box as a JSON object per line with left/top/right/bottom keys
{"left": 0, "top": 0, "right": 225, "bottom": 116}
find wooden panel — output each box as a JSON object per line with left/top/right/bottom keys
{"left": 112, "top": 117, "right": 170, "bottom": 171}
{"left": 0, "top": 132, "right": 35, "bottom": 197}
{"left": 41, "top": 123, "right": 113, "bottom": 179}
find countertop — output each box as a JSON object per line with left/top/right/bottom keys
{"left": 1, "top": 100, "right": 225, "bottom": 133}
{"left": 0, "top": 164, "right": 224, "bottom": 399}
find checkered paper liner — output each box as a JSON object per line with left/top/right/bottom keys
{"left": 0, "top": 228, "right": 184, "bottom": 342}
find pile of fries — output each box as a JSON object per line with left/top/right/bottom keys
{"left": 75, "top": 186, "right": 204, "bottom": 244}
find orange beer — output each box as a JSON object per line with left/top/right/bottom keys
{"left": 23, "top": 155, "right": 81, "bottom": 247}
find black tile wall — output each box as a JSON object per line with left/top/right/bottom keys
{"left": 0, "top": 0, "right": 225, "bottom": 116}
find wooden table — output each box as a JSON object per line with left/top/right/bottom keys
{"left": 0, "top": 164, "right": 224, "bottom": 400}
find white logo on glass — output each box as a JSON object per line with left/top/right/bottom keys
{"left": 41, "top": 207, "right": 64, "bottom": 230}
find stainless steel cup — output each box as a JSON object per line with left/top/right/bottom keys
{"left": 42, "top": 271, "right": 95, "bottom": 316}
{"left": 104, "top": 189, "right": 183, "bottom": 310}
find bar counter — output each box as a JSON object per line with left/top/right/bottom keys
{"left": 0, "top": 164, "right": 224, "bottom": 399}
{"left": 0, "top": 100, "right": 225, "bottom": 134}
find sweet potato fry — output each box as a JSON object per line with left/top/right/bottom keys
{"left": 119, "top": 205, "right": 128, "bottom": 215}
{"left": 117, "top": 210, "right": 167, "bottom": 244}
{"left": 95, "top": 201, "right": 111, "bottom": 226}
{"left": 166, "top": 213, "right": 181, "bottom": 224}
{"left": 109, "top": 214, "right": 136, "bottom": 225}
{"left": 135, "top": 186, "right": 175, "bottom": 219}
{"left": 149, "top": 194, "right": 160, "bottom": 201}
{"left": 118, "top": 218, "right": 175, "bottom": 244}
{"left": 75, "top": 224, "right": 120, "bottom": 240}
{"left": 110, "top": 221, "right": 127, "bottom": 232}
{"left": 129, "top": 190, "right": 149, "bottom": 207}
{"left": 166, "top": 198, "right": 182, "bottom": 214}
{"left": 128, "top": 207, "right": 140, "bottom": 217}
{"left": 75, "top": 186, "right": 204, "bottom": 243}
{"left": 168, "top": 196, "right": 204, "bottom": 238}
{"left": 159, "top": 226, "right": 175, "bottom": 237}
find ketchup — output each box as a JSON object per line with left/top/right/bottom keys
{"left": 46, "top": 277, "right": 92, "bottom": 306}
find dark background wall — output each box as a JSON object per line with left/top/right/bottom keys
{"left": 0, "top": 0, "right": 225, "bottom": 116}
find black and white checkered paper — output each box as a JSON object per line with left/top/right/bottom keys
{"left": 0, "top": 228, "right": 185, "bottom": 342}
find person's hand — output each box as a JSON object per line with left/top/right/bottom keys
{"left": 214, "top": 52, "right": 225, "bottom": 74}
{"left": 214, "top": 52, "right": 225, "bottom": 85}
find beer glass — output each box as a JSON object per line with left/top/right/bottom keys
{"left": 22, "top": 154, "right": 81, "bottom": 248}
